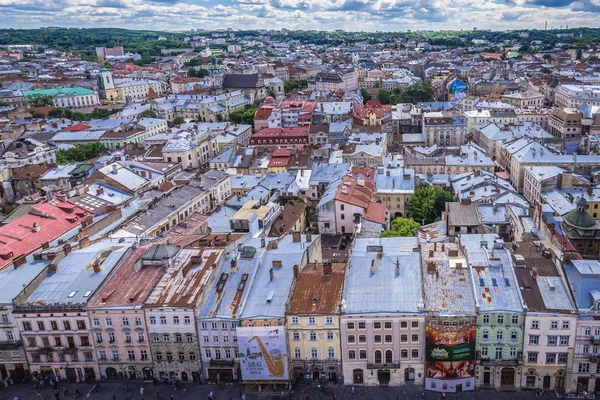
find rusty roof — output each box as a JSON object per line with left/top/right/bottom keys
{"left": 287, "top": 263, "right": 346, "bottom": 315}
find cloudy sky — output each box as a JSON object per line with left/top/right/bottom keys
{"left": 2, "top": 0, "right": 600, "bottom": 31}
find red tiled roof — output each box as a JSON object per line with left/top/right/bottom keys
{"left": 0, "top": 200, "right": 91, "bottom": 271}
{"left": 334, "top": 173, "right": 376, "bottom": 209}
{"left": 363, "top": 201, "right": 387, "bottom": 225}
{"left": 250, "top": 127, "right": 309, "bottom": 138}
{"left": 63, "top": 124, "right": 92, "bottom": 131}
{"left": 353, "top": 101, "right": 391, "bottom": 120}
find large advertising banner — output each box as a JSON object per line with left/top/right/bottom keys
{"left": 425, "top": 318, "right": 476, "bottom": 380}
{"left": 237, "top": 326, "right": 289, "bottom": 381}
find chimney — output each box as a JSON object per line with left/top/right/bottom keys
{"left": 48, "top": 263, "right": 58, "bottom": 273}
{"left": 292, "top": 232, "right": 301, "bottom": 242}
{"left": 269, "top": 241, "right": 279, "bottom": 250}
{"left": 13, "top": 255, "right": 26, "bottom": 269}
{"left": 305, "top": 232, "right": 312, "bottom": 242}
{"left": 293, "top": 264, "right": 299, "bottom": 278}
{"left": 269, "top": 267, "right": 274, "bottom": 281}
{"left": 96, "top": 187, "right": 104, "bottom": 196}
{"left": 112, "top": 164, "right": 118, "bottom": 174}
{"left": 231, "top": 259, "right": 237, "bottom": 270}
{"left": 323, "top": 262, "right": 332, "bottom": 276}
{"left": 93, "top": 263, "right": 101, "bottom": 273}
{"left": 32, "top": 222, "right": 40, "bottom": 233}
{"left": 79, "top": 237, "right": 90, "bottom": 248}
{"left": 272, "top": 260, "right": 282, "bottom": 268}
{"left": 41, "top": 241, "right": 49, "bottom": 250}
{"left": 370, "top": 259, "right": 375, "bottom": 275}
{"left": 261, "top": 238, "right": 266, "bottom": 248}
{"left": 64, "top": 243, "right": 72, "bottom": 255}
{"left": 395, "top": 259, "right": 400, "bottom": 276}
{"left": 386, "top": 170, "right": 390, "bottom": 176}
{"left": 460, "top": 198, "right": 472, "bottom": 205}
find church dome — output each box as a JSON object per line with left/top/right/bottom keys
{"left": 564, "top": 196, "right": 597, "bottom": 229}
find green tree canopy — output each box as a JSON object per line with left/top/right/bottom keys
{"left": 407, "top": 185, "right": 455, "bottom": 225}
{"left": 171, "top": 116, "right": 185, "bottom": 127}
{"left": 188, "top": 68, "right": 209, "bottom": 78}
{"left": 48, "top": 108, "right": 111, "bottom": 121}
{"left": 138, "top": 109, "right": 158, "bottom": 118}
{"left": 229, "top": 105, "right": 257, "bottom": 126}
{"left": 381, "top": 217, "right": 422, "bottom": 237}
{"left": 26, "top": 94, "right": 53, "bottom": 107}
{"left": 360, "top": 88, "right": 370, "bottom": 104}
{"left": 392, "top": 82, "right": 435, "bottom": 104}
{"left": 377, "top": 89, "right": 391, "bottom": 105}
{"left": 55, "top": 142, "right": 107, "bottom": 164}
{"left": 284, "top": 81, "right": 300, "bottom": 93}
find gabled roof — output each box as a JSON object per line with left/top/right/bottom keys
{"left": 223, "top": 73, "right": 260, "bottom": 89}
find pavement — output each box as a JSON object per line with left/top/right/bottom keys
{"left": 0, "top": 381, "right": 574, "bottom": 400}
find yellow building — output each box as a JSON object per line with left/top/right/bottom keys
{"left": 286, "top": 262, "right": 345, "bottom": 383}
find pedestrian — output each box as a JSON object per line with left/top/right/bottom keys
{"left": 157, "top": 391, "right": 162, "bottom": 399}
{"left": 305, "top": 392, "right": 309, "bottom": 400}
{"left": 208, "top": 390, "right": 214, "bottom": 400}
{"left": 170, "top": 395, "right": 174, "bottom": 400}
{"left": 351, "top": 386, "right": 355, "bottom": 395}
{"left": 242, "top": 395, "right": 246, "bottom": 400}
{"left": 112, "top": 396, "right": 116, "bottom": 400}
{"left": 238, "top": 390, "right": 242, "bottom": 399}
{"left": 403, "top": 388, "right": 407, "bottom": 396}
{"left": 140, "top": 387, "right": 145, "bottom": 396}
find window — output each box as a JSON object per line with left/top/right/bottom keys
{"left": 529, "top": 335, "right": 539, "bottom": 345}
{"left": 214, "top": 349, "right": 221, "bottom": 360}
{"left": 163, "top": 334, "right": 170, "bottom": 343}
{"left": 481, "top": 346, "right": 489, "bottom": 357}
{"left": 358, "top": 322, "right": 366, "bottom": 329}
{"left": 76, "top": 320, "right": 85, "bottom": 330}
{"left": 311, "top": 348, "right": 318, "bottom": 359}
{"left": 495, "top": 346, "right": 503, "bottom": 360}
{"left": 340, "top": 204, "right": 344, "bottom": 211}
{"left": 184, "top": 316, "right": 191, "bottom": 324}
{"left": 137, "top": 332, "right": 144, "bottom": 342}
{"left": 348, "top": 350, "right": 356, "bottom": 360}
{"left": 347, "top": 322, "right": 355, "bottom": 330}
{"left": 152, "top": 334, "right": 160, "bottom": 343}
{"left": 509, "top": 347, "right": 517, "bottom": 358}
{"left": 401, "top": 334, "right": 408, "bottom": 343}
{"left": 374, "top": 322, "right": 382, "bottom": 329}
{"left": 546, "top": 353, "right": 556, "bottom": 364}
{"left": 92, "top": 318, "right": 100, "bottom": 327}
{"left": 374, "top": 335, "right": 382, "bottom": 344}
{"left": 562, "top": 321, "right": 570, "bottom": 330}
{"left": 411, "top": 334, "right": 419, "bottom": 342}
{"left": 5, "top": 331, "right": 13, "bottom": 341}
{"left": 401, "top": 321, "right": 408, "bottom": 328}
{"left": 548, "top": 336, "right": 557, "bottom": 346}
{"left": 579, "top": 363, "right": 590, "bottom": 373}
{"left": 531, "top": 320, "right": 539, "bottom": 329}
{"left": 528, "top": 352, "right": 538, "bottom": 363}
{"left": 496, "top": 315, "right": 504, "bottom": 324}
{"left": 310, "top": 332, "right": 317, "bottom": 341}
{"left": 308, "top": 317, "right": 316, "bottom": 325}
{"left": 359, "top": 350, "right": 367, "bottom": 360}
{"left": 149, "top": 316, "right": 156, "bottom": 325}
{"left": 99, "top": 350, "right": 106, "bottom": 361}
{"left": 294, "top": 348, "right": 301, "bottom": 359}
{"left": 384, "top": 321, "right": 392, "bottom": 329}
{"left": 175, "top": 334, "right": 182, "bottom": 342}
{"left": 496, "top": 331, "right": 503, "bottom": 341}
{"left": 108, "top": 332, "right": 115, "bottom": 343}
{"left": 384, "top": 335, "right": 392, "bottom": 343}
{"left": 374, "top": 350, "right": 382, "bottom": 363}
{"left": 291, "top": 317, "right": 299, "bottom": 325}
{"left": 482, "top": 329, "right": 489, "bottom": 341}
{"left": 166, "top": 352, "right": 173, "bottom": 361}
{"left": 105, "top": 318, "right": 112, "bottom": 327}
{"left": 412, "top": 349, "right": 419, "bottom": 359}
{"left": 559, "top": 336, "right": 569, "bottom": 346}
{"left": 160, "top": 316, "right": 167, "bottom": 324}
{"left": 293, "top": 332, "right": 300, "bottom": 341}
{"left": 359, "top": 335, "right": 366, "bottom": 343}
{"left": 558, "top": 353, "right": 568, "bottom": 363}
{"left": 173, "top": 316, "right": 179, "bottom": 324}
{"left": 512, "top": 315, "right": 519, "bottom": 324}
{"left": 550, "top": 321, "right": 558, "bottom": 330}
{"left": 23, "top": 322, "right": 32, "bottom": 331}
{"left": 50, "top": 321, "right": 58, "bottom": 330}
{"left": 482, "top": 315, "right": 490, "bottom": 324}
{"left": 204, "top": 349, "right": 211, "bottom": 359}
{"left": 327, "top": 332, "right": 334, "bottom": 340}
{"left": 112, "top": 350, "right": 119, "bottom": 361}
{"left": 213, "top": 336, "right": 219, "bottom": 343}
{"left": 326, "top": 316, "right": 333, "bottom": 325}
{"left": 328, "top": 348, "right": 335, "bottom": 359}
{"left": 121, "top": 318, "right": 129, "bottom": 327}
{"left": 189, "top": 352, "right": 196, "bottom": 361}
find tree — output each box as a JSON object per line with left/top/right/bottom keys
{"left": 407, "top": 185, "right": 455, "bottom": 225}
{"left": 360, "top": 88, "right": 370, "bottom": 104}
{"left": 576, "top": 48, "right": 583, "bottom": 60}
{"left": 171, "top": 117, "right": 185, "bottom": 127}
{"left": 377, "top": 89, "right": 391, "bottom": 105}
{"left": 138, "top": 109, "right": 158, "bottom": 118}
{"left": 540, "top": 67, "right": 552, "bottom": 74}
{"left": 30, "top": 111, "right": 45, "bottom": 118}
{"left": 381, "top": 217, "right": 422, "bottom": 237}
{"left": 26, "top": 94, "right": 53, "bottom": 107}
{"left": 55, "top": 142, "right": 107, "bottom": 164}
{"left": 188, "top": 68, "right": 208, "bottom": 78}
{"left": 284, "top": 81, "right": 300, "bottom": 93}
{"left": 229, "top": 105, "right": 257, "bottom": 126}
{"left": 394, "top": 82, "right": 435, "bottom": 104}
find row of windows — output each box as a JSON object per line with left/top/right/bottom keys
{"left": 291, "top": 316, "right": 333, "bottom": 325}
{"left": 155, "top": 351, "right": 195, "bottom": 362}
{"left": 348, "top": 348, "right": 419, "bottom": 362}
{"left": 93, "top": 317, "right": 143, "bottom": 328}
{"left": 202, "top": 334, "right": 237, "bottom": 344}
{"left": 480, "top": 346, "right": 518, "bottom": 359}
{"left": 200, "top": 322, "right": 238, "bottom": 331}
{"left": 527, "top": 352, "right": 568, "bottom": 364}
{"left": 292, "top": 332, "right": 334, "bottom": 341}
{"left": 26, "top": 335, "right": 89, "bottom": 348}
{"left": 95, "top": 331, "right": 144, "bottom": 344}
{"left": 97, "top": 349, "right": 148, "bottom": 361}
{"left": 293, "top": 347, "right": 335, "bottom": 360}
{"left": 347, "top": 333, "right": 419, "bottom": 344}
{"left": 152, "top": 333, "right": 195, "bottom": 343}
{"left": 31, "top": 352, "right": 93, "bottom": 363}
{"left": 347, "top": 321, "right": 419, "bottom": 330}
{"left": 203, "top": 348, "right": 238, "bottom": 360}
{"left": 530, "top": 320, "right": 571, "bottom": 330}
{"left": 529, "top": 335, "right": 570, "bottom": 346}
{"left": 149, "top": 315, "right": 192, "bottom": 325}
{"left": 481, "top": 330, "right": 519, "bottom": 342}
{"left": 582, "top": 327, "right": 600, "bottom": 337}
{"left": 481, "top": 315, "right": 520, "bottom": 325}
{"left": 23, "top": 320, "right": 86, "bottom": 331}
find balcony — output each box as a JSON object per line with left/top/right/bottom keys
{"left": 367, "top": 361, "right": 400, "bottom": 369}
{"left": 0, "top": 340, "right": 22, "bottom": 350}
{"left": 575, "top": 353, "right": 600, "bottom": 362}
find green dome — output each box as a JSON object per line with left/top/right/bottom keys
{"left": 564, "top": 197, "right": 597, "bottom": 229}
